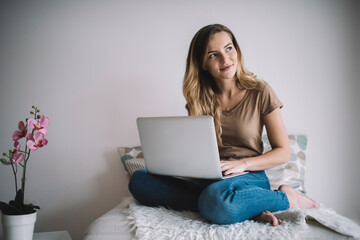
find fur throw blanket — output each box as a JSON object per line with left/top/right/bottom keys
{"left": 124, "top": 198, "right": 360, "bottom": 240}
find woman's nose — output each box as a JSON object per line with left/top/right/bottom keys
{"left": 219, "top": 53, "right": 228, "bottom": 63}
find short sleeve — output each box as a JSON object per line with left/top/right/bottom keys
{"left": 260, "top": 83, "right": 283, "bottom": 118}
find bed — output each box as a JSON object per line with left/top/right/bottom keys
{"left": 83, "top": 135, "right": 360, "bottom": 240}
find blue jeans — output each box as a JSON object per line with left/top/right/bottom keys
{"left": 128, "top": 169, "right": 289, "bottom": 224}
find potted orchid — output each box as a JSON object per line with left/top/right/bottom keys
{"left": 0, "top": 106, "right": 49, "bottom": 240}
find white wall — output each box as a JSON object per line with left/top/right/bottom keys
{"left": 0, "top": 0, "right": 359, "bottom": 239}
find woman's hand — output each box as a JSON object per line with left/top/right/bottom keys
{"left": 219, "top": 108, "right": 290, "bottom": 173}
{"left": 220, "top": 159, "right": 248, "bottom": 175}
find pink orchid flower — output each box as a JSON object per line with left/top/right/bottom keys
{"left": 12, "top": 144, "right": 24, "bottom": 164}
{"left": 3, "top": 141, "right": 24, "bottom": 165}
{"left": 12, "top": 121, "right": 28, "bottom": 141}
{"left": 27, "top": 115, "right": 49, "bottom": 135}
{"left": 26, "top": 132, "right": 48, "bottom": 152}
{"left": 14, "top": 141, "right": 20, "bottom": 149}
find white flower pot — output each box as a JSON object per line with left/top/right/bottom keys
{"left": 1, "top": 211, "right": 37, "bottom": 240}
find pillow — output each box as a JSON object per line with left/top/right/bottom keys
{"left": 118, "top": 134, "right": 307, "bottom": 193}
{"left": 117, "top": 146, "right": 145, "bottom": 175}
{"left": 263, "top": 134, "right": 307, "bottom": 193}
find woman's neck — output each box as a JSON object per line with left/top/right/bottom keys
{"left": 215, "top": 79, "right": 246, "bottom": 112}
{"left": 215, "top": 79, "right": 240, "bottom": 97}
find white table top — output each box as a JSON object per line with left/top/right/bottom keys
{"left": 33, "top": 231, "right": 72, "bottom": 240}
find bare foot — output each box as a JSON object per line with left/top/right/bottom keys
{"left": 252, "top": 211, "right": 282, "bottom": 226}
{"left": 279, "top": 184, "right": 320, "bottom": 209}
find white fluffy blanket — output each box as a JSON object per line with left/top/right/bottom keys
{"left": 125, "top": 198, "right": 360, "bottom": 240}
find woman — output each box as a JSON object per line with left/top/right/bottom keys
{"left": 129, "top": 24, "right": 318, "bottom": 226}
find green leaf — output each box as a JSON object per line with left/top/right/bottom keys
{"left": 24, "top": 204, "right": 40, "bottom": 214}
{"left": 2, "top": 198, "right": 39, "bottom": 215}
{"left": 14, "top": 189, "right": 24, "bottom": 204}
{"left": 0, "top": 201, "right": 22, "bottom": 215}
{"left": 9, "top": 200, "right": 23, "bottom": 212}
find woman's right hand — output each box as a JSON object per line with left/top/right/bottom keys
{"left": 220, "top": 159, "right": 248, "bottom": 175}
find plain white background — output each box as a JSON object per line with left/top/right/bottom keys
{"left": 0, "top": 0, "right": 359, "bottom": 239}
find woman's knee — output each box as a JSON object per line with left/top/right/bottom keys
{"left": 198, "top": 184, "right": 248, "bottom": 224}
{"left": 128, "top": 169, "right": 147, "bottom": 196}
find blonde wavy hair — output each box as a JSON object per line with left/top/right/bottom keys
{"left": 183, "top": 24, "right": 261, "bottom": 145}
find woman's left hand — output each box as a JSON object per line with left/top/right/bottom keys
{"left": 220, "top": 159, "right": 248, "bottom": 175}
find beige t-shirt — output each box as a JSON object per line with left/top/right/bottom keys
{"left": 219, "top": 81, "right": 283, "bottom": 159}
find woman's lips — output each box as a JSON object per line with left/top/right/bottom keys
{"left": 220, "top": 65, "right": 232, "bottom": 71}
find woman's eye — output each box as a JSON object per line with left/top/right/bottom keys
{"left": 209, "top": 53, "right": 216, "bottom": 58}
{"left": 226, "top": 46, "right": 233, "bottom": 52}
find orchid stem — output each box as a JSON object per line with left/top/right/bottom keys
{"left": 21, "top": 145, "right": 31, "bottom": 203}
{"left": 10, "top": 159, "right": 18, "bottom": 194}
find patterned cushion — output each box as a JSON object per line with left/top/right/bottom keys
{"left": 117, "top": 134, "right": 307, "bottom": 193}
{"left": 117, "top": 146, "right": 145, "bottom": 174}
{"left": 263, "top": 134, "right": 307, "bottom": 193}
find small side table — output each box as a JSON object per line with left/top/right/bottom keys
{"left": 33, "top": 231, "right": 72, "bottom": 240}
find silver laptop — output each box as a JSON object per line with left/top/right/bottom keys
{"left": 136, "top": 116, "right": 247, "bottom": 180}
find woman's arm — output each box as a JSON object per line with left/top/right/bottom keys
{"left": 221, "top": 108, "right": 290, "bottom": 175}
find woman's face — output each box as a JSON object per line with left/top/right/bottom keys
{"left": 204, "top": 31, "right": 238, "bottom": 83}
